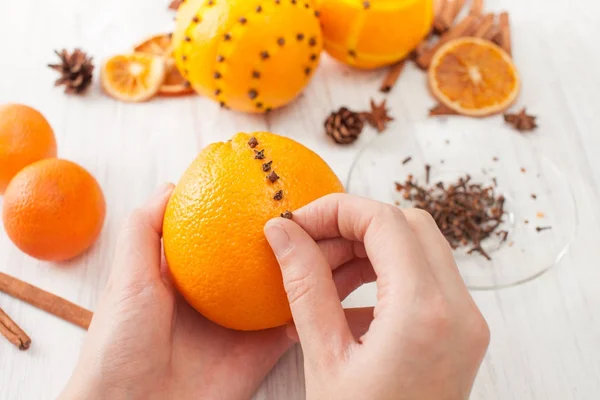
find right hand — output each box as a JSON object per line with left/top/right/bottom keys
{"left": 264, "top": 193, "right": 490, "bottom": 400}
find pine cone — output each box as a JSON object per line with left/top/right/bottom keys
{"left": 48, "top": 49, "right": 94, "bottom": 94}
{"left": 325, "top": 107, "right": 364, "bottom": 145}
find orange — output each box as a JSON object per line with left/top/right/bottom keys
{"left": 2, "top": 159, "right": 106, "bottom": 262}
{"left": 134, "top": 33, "right": 194, "bottom": 96}
{"left": 101, "top": 53, "right": 166, "bottom": 102}
{"left": 0, "top": 104, "right": 57, "bottom": 194}
{"left": 173, "top": 0, "right": 322, "bottom": 113}
{"left": 163, "top": 132, "right": 344, "bottom": 330}
{"left": 428, "top": 37, "right": 520, "bottom": 117}
{"left": 319, "top": 0, "right": 434, "bottom": 69}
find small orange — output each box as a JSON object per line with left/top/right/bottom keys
{"left": 319, "top": 0, "right": 434, "bottom": 69}
{"left": 428, "top": 37, "right": 520, "bottom": 117}
{"left": 134, "top": 33, "right": 194, "bottom": 96}
{"left": 0, "top": 104, "right": 57, "bottom": 194}
{"left": 173, "top": 0, "right": 323, "bottom": 113}
{"left": 101, "top": 53, "right": 166, "bottom": 102}
{"left": 163, "top": 132, "right": 344, "bottom": 330}
{"left": 3, "top": 159, "right": 106, "bottom": 262}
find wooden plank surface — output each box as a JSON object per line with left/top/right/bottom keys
{"left": 1, "top": 0, "right": 600, "bottom": 398}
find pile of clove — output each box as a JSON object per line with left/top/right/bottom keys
{"left": 395, "top": 169, "right": 507, "bottom": 260}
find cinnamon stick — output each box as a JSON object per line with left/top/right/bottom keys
{"left": 0, "top": 272, "right": 92, "bottom": 330}
{"left": 433, "top": 0, "right": 450, "bottom": 33}
{"left": 434, "top": 0, "right": 466, "bottom": 34}
{"left": 380, "top": 60, "right": 406, "bottom": 93}
{"left": 469, "top": 0, "right": 484, "bottom": 17}
{"left": 473, "top": 13, "right": 495, "bottom": 38}
{"left": 416, "top": 14, "right": 477, "bottom": 69}
{"left": 429, "top": 103, "right": 457, "bottom": 116}
{"left": 435, "top": 0, "right": 454, "bottom": 33}
{"left": 433, "top": 0, "right": 447, "bottom": 21}
{"left": 0, "top": 307, "right": 31, "bottom": 350}
{"left": 483, "top": 24, "right": 501, "bottom": 41}
{"left": 448, "top": 0, "right": 467, "bottom": 25}
{"left": 498, "top": 12, "right": 512, "bottom": 55}
{"left": 414, "top": 41, "right": 429, "bottom": 60}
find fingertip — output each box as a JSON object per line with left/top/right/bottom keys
{"left": 150, "top": 182, "right": 175, "bottom": 204}
{"left": 264, "top": 219, "right": 292, "bottom": 258}
{"left": 264, "top": 217, "right": 283, "bottom": 232}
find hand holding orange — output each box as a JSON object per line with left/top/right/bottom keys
{"left": 172, "top": 0, "right": 322, "bottom": 112}
{"left": 163, "top": 132, "right": 344, "bottom": 330}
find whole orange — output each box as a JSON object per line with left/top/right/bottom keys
{"left": 2, "top": 159, "right": 106, "bottom": 262}
{"left": 173, "top": 0, "right": 323, "bottom": 113}
{"left": 0, "top": 104, "right": 57, "bottom": 194}
{"left": 319, "top": 0, "right": 434, "bottom": 69}
{"left": 163, "top": 132, "right": 344, "bottom": 331}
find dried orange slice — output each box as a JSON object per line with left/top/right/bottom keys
{"left": 134, "top": 33, "right": 193, "bottom": 96}
{"left": 101, "top": 53, "right": 166, "bottom": 102}
{"left": 134, "top": 33, "right": 173, "bottom": 56}
{"left": 428, "top": 37, "right": 520, "bottom": 117}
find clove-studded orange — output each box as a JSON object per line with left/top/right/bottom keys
{"left": 318, "top": 0, "right": 434, "bottom": 69}
{"left": 163, "top": 132, "right": 344, "bottom": 331}
{"left": 172, "top": 0, "right": 322, "bottom": 113}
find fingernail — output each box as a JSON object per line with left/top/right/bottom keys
{"left": 264, "top": 220, "right": 291, "bottom": 257}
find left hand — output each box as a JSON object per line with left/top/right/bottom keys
{"left": 60, "top": 183, "right": 293, "bottom": 400}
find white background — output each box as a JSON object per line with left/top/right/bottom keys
{"left": 1, "top": 0, "right": 600, "bottom": 399}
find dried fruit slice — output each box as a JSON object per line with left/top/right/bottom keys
{"left": 101, "top": 53, "right": 166, "bottom": 102}
{"left": 428, "top": 37, "right": 520, "bottom": 117}
{"left": 134, "top": 33, "right": 173, "bottom": 56}
{"left": 134, "top": 33, "right": 193, "bottom": 96}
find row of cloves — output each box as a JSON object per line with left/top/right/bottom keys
{"left": 248, "top": 136, "right": 293, "bottom": 219}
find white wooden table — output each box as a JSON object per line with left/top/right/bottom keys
{"left": 1, "top": 0, "right": 600, "bottom": 398}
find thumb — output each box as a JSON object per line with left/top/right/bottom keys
{"left": 265, "top": 218, "right": 355, "bottom": 362}
{"left": 109, "top": 183, "right": 174, "bottom": 288}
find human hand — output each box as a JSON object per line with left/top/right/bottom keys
{"left": 264, "top": 194, "right": 490, "bottom": 400}
{"left": 61, "top": 184, "right": 293, "bottom": 400}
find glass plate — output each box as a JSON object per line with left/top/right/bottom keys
{"left": 346, "top": 119, "right": 578, "bottom": 290}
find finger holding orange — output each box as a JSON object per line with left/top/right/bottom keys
{"left": 319, "top": 0, "right": 434, "bottom": 69}
{"left": 0, "top": 104, "right": 57, "bottom": 194}
{"left": 173, "top": 0, "right": 323, "bottom": 113}
{"left": 3, "top": 159, "right": 106, "bottom": 262}
{"left": 163, "top": 132, "right": 344, "bottom": 331}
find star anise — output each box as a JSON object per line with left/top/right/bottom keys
{"left": 504, "top": 108, "right": 537, "bottom": 132}
{"left": 363, "top": 99, "right": 394, "bottom": 133}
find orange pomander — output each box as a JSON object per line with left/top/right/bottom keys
{"left": 319, "top": 0, "right": 434, "bottom": 69}
{"left": 163, "top": 132, "right": 344, "bottom": 330}
{"left": 173, "top": 0, "right": 323, "bottom": 113}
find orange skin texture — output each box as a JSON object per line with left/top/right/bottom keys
{"left": 173, "top": 0, "right": 323, "bottom": 113}
{"left": 320, "top": 0, "right": 434, "bottom": 69}
{"left": 3, "top": 159, "right": 106, "bottom": 262}
{"left": 163, "top": 132, "right": 344, "bottom": 331}
{"left": 0, "top": 104, "right": 57, "bottom": 194}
